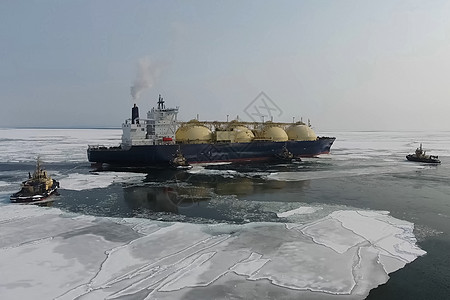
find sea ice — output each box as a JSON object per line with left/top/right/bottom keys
{"left": 277, "top": 206, "right": 322, "bottom": 218}
{"left": 0, "top": 204, "right": 425, "bottom": 300}
{"left": 58, "top": 172, "right": 147, "bottom": 191}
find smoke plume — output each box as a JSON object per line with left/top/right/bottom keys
{"left": 130, "top": 57, "right": 162, "bottom": 100}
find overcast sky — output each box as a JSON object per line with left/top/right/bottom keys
{"left": 1, "top": 0, "right": 450, "bottom": 131}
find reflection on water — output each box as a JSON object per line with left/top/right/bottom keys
{"left": 123, "top": 186, "right": 210, "bottom": 214}
{"left": 215, "top": 178, "right": 255, "bottom": 195}
{"left": 117, "top": 163, "right": 311, "bottom": 222}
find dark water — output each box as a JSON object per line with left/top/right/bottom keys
{"left": 1, "top": 129, "right": 450, "bottom": 298}
{"left": 4, "top": 161, "right": 446, "bottom": 299}
{"left": 72, "top": 164, "right": 450, "bottom": 299}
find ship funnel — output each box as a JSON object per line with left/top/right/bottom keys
{"left": 132, "top": 103, "right": 139, "bottom": 124}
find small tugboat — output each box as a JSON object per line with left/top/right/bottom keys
{"left": 274, "top": 145, "right": 297, "bottom": 162}
{"left": 10, "top": 158, "right": 60, "bottom": 204}
{"left": 406, "top": 143, "right": 441, "bottom": 164}
{"left": 169, "top": 149, "right": 192, "bottom": 170}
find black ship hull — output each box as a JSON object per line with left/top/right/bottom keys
{"left": 88, "top": 137, "right": 335, "bottom": 167}
{"left": 10, "top": 180, "right": 59, "bottom": 204}
{"left": 406, "top": 154, "right": 441, "bottom": 164}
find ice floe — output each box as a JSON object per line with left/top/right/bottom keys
{"left": 58, "top": 172, "right": 147, "bottom": 191}
{"left": 188, "top": 165, "right": 238, "bottom": 178}
{"left": 0, "top": 204, "right": 425, "bottom": 299}
{"left": 277, "top": 206, "right": 322, "bottom": 218}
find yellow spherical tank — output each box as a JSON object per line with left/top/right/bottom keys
{"left": 176, "top": 122, "right": 212, "bottom": 144}
{"left": 261, "top": 125, "right": 288, "bottom": 141}
{"left": 286, "top": 124, "right": 317, "bottom": 141}
{"left": 231, "top": 126, "right": 254, "bottom": 143}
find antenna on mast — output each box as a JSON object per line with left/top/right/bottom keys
{"left": 158, "top": 94, "right": 165, "bottom": 109}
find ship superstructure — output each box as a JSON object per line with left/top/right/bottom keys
{"left": 121, "top": 95, "right": 179, "bottom": 147}
{"left": 88, "top": 95, "right": 335, "bottom": 167}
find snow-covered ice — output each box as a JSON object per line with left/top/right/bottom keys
{"left": 277, "top": 206, "right": 322, "bottom": 218}
{"left": 0, "top": 204, "right": 425, "bottom": 299}
{"left": 58, "top": 172, "right": 147, "bottom": 191}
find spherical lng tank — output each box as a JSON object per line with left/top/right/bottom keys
{"left": 230, "top": 125, "right": 254, "bottom": 143}
{"left": 261, "top": 124, "right": 288, "bottom": 142}
{"left": 175, "top": 120, "right": 212, "bottom": 144}
{"left": 286, "top": 124, "right": 318, "bottom": 141}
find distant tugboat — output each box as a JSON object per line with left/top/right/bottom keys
{"left": 274, "top": 145, "right": 296, "bottom": 162}
{"left": 10, "top": 158, "right": 60, "bottom": 204}
{"left": 406, "top": 143, "right": 441, "bottom": 164}
{"left": 169, "top": 149, "right": 192, "bottom": 170}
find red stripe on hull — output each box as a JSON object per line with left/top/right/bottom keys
{"left": 188, "top": 151, "right": 331, "bottom": 164}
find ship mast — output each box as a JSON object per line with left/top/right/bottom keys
{"left": 35, "top": 157, "right": 42, "bottom": 179}
{"left": 157, "top": 94, "right": 165, "bottom": 109}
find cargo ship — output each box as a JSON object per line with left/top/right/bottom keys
{"left": 87, "top": 95, "right": 335, "bottom": 168}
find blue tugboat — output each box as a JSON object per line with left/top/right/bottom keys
{"left": 87, "top": 95, "right": 335, "bottom": 168}
{"left": 406, "top": 144, "right": 441, "bottom": 164}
